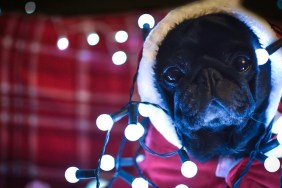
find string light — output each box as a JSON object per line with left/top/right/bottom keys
{"left": 65, "top": 167, "right": 79, "bottom": 183}
{"left": 175, "top": 184, "right": 189, "bottom": 188}
{"left": 25, "top": 1, "right": 36, "bottom": 14}
{"left": 86, "top": 179, "right": 109, "bottom": 188}
{"left": 124, "top": 123, "right": 145, "bottom": 141}
{"left": 256, "top": 39, "right": 282, "bottom": 65}
{"left": 131, "top": 177, "right": 149, "bottom": 188}
{"left": 178, "top": 149, "right": 198, "bottom": 178}
{"left": 115, "top": 30, "right": 128, "bottom": 43}
{"left": 118, "top": 170, "right": 149, "bottom": 188}
{"left": 255, "top": 48, "right": 269, "bottom": 65}
{"left": 57, "top": 37, "right": 69, "bottom": 50}
{"left": 65, "top": 167, "right": 97, "bottom": 183}
{"left": 66, "top": 21, "right": 282, "bottom": 188}
{"left": 136, "top": 154, "right": 145, "bottom": 163}
{"left": 138, "top": 14, "right": 155, "bottom": 29}
{"left": 96, "top": 114, "right": 114, "bottom": 131}
{"left": 100, "top": 154, "right": 115, "bottom": 171}
{"left": 124, "top": 103, "right": 145, "bottom": 141}
{"left": 256, "top": 152, "right": 281, "bottom": 172}
{"left": 260, "top": 129, "right": 282, "bottom": 154}
{"left": 112, "top": 51, "right": 127, "bottom": 65}
{"left": 96, "top": 106, "right": 129, "bottom": 131}
{"left": 87, "top": 32, "right": 100, "bottom": 46}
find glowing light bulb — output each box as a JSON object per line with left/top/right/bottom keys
{"left": 264, "top": 156, "right": 280, "bottom": 172}
{"left": 175, "top": 184, "right": 189, "bottom": 188}
{"left": 115, "top": 30, "right": 128, "bottom": 43}
{"left": 57, "top": 37, "right": 69, "bottom": 50}
{"left": 124, "top": 123, "right": 145, "bottom": 141}
{"left": 181, "top": 161, "right": 198, "bottom": 178}
{"left": 112, "top": 51, "right": 127, "bottom": 65}
{"left": 100, "top": 154, "right": 115, "bottom": 171}
{"left": 138, "top": 103, "right": 150, "bottom": 117}
{"left": 138, "top": 14, "right": 155, "bottom": 29}
{"left": 86, "top": 178, "right": 108, "bottom": 188}
{"left": 25, "top": 1, "right": 36, "bottom": 14}
{"left": 65, "top": 167, "right": 79, "bottom": 183}
{"left": 96, "top": 114, "right": 114, "bottom": 131}
{"left": 255, "top": 48, "right": 269, "bottom": 65}
{"left": 131, "top": 177, "right": 149, "bottom": 188}
{"left": 87, "top": 32, "right": 99, "bottom": 46}
{"left": 136, "top": 154, "right": 145, "bottom": 163}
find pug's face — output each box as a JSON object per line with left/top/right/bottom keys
{"left": 154, "top": 14, "right": 271, "bottom": 161}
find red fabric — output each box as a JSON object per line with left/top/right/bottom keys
{"left": 140, "top": 124, "right": 282, "bottom": 188}
{"left": 0, "top": 12, "right": 150, "bottom": 188}
{"left": 227, "top": 158, "right": 281, "bottom": 188}
{"left": 278, "top": 102, "right": 282, "bottom": 113}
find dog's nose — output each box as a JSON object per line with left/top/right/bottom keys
{"left": 196, "top": 68, "right": 223, "bottom": 89}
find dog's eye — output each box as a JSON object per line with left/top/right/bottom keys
{"left": 163, "top": 67, "right": 184, "bottom": 85}
{"left": 233, "top": 56, "right": 252, "bottom": 72}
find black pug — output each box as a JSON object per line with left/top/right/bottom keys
{"left": 137, "top": 0, "right": 282, "bottom": 187}
{"left": 154, "top": 13, "right": 271, "bottom": 162}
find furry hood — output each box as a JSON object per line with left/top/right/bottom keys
{"left": 137, "top": 0, "right": 282, "bottom": 148}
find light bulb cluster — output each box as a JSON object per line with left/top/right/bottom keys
{"left": 96, "top": 103, "right": 146, "bottom": 142}
{"left": 64, "top": 22, "right": 282, "bottom": 188}
{"left": 66, "top": 100, "right": 282, "bottom": 187}
{"left": 66, "top": 102, "right": 198, "bottom": 187}
{"left": 54, "top": 14, "right": 155, "bottom": 65}
{"left": 56, "top": 32, "right": 129, "bottom": 65}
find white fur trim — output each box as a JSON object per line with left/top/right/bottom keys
{"left": 137, "top": 0, "right": 282, "bottom": 147}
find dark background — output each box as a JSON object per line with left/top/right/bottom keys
{"left": 0, "top": 0, "right": 281, "bottom": 20}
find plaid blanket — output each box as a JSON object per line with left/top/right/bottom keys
{"left": 0, "top": 12, "right": 148, "bottom": 188}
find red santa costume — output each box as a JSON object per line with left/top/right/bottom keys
{"left": 136, "top": 0, "right": 282, "bottom": 187}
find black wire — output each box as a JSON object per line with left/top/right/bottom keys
{"left": 138, "top": 117, "right": 180, "bottom": 158}
{"left": 133, "top": 144, "right": 159, "bottom": 188}
{"left": 233, "top": 150, "right": 257, "bottom": 188}
{"left": 233, "top": 122, "right": 274, "bottom": 188}
{"left": 96, "top": 129, "right": 112, "bottom": 188}
{"left": 128, "top": 55, "right": 141, "bottom": 102}
{"left": 115, "top": 136, "right": 128, "bottom": 170}
{"left": 133, "top": 118, "right": 159, "bottom": 188}
{"left": 139, "top": 138, "right": 180, "bottom": 158}
{"left": 131, "top": 100, "right": 169, "bottom": 114}
{"left": 280, "top": 168, "right": 282, "bottom": 188}
{"left": 104, "top": 123, "right": 129, "bottom": 188}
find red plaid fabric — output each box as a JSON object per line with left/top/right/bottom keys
{"left": 0, "top": 12, "right": 157, "bottom": 188}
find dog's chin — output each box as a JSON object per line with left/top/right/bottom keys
{"left": 175, "top": 100, "right": 255, "bottom": 162}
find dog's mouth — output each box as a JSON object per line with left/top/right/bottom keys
{"left": 174, "top": 84, "right": 254, "bottom": 132}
